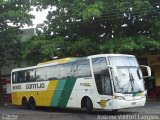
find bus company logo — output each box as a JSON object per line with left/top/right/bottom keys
{"left": 97, "top": 99, "right": 109, "bottom": 109}
{"left": 26, "top": 83, "right": 45, "bottom": 89}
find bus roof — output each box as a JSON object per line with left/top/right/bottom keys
{"left": 11, "top": 54, "right": 135, "bottom": 72}
{"left": 89, "top": 54, "right": 135, "bottom": 58}
{"left": 37, "top": 57, "right": 87, "bottom": 65}
{"left": 11, "top": 57, "right": 88, "bottom": 72}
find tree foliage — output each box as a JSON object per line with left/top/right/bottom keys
{"left": 24, "top": 0, "right": 160, "bottom": 63}
{"left": 0, "top": 0, "right": 34, "bottom": 69}
{"left": 0, "top": 0, "right": 34, "bottom": 105}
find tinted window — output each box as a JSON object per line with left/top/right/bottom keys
{"left": 73, "top": 60, "right": 91, "bottom": 78}
{"left": 92, "top": 57, "right": 112, "bottom": 95}
{"left": 17, "top": 71, "right": 26, "bottom": 83}
{"left": 47, "top": 65, "right": 60, "bottom": 80}
{"left": 12, "top": 69, "right": 36, "bottom": 83}
{"left": 100, "top": 69, "right": 112, "bottom": 95}
{"left": 12, "top": 72, "right": 18, "bottom": 83}
{"left": 26, "top": 69, "right": 35, "bottom": 82}
{"left": 108, "top": 56, "right": 138, "bottom": 66}
{"left": 92, "top": 57, "right": 107, "bottom": 74}
{"left": 60, "top": 63, "right": 74, "bottom": 79}
{"left": 36, "top": 67, "right": 47, "bottom": 81}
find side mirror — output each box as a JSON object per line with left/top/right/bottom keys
{"left": 107, "top": 65, "right": 118, "bottom": 78}
{"left": 140, "top": 65, "right": 151, "bottom": 78}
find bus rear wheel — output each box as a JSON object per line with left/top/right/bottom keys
{"left": 22, "top": 97, "right": 29, "bottom": 109}
{"left": 29, "top": 97, "right": 36, "bottom": 110}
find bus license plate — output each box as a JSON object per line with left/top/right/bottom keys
{"left": 132, "top": 102, "right": 136, "bottom": 105}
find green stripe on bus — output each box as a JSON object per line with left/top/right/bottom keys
{"left": 58, "top": 78, "right": 76, "bottom": 107}
{"left": 50, "top": 80, "right": 66, "bottom": 106}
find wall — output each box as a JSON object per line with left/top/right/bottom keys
{"left": 148, "top": 55, "right": 160, "bottom": 98}
{"left": 155, "top": 67, "right": 160, "bottom": 86}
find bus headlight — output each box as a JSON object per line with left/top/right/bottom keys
{"left": 114, "top": 96, "right": 125, "bottom": 100}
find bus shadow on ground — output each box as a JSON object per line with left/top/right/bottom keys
{"left": 6, "top": 105, "right": 138, "bottom": 115}
{"left": 26, "top": 106, "right": 138, "bottom": 115}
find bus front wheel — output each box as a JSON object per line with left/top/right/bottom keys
{"left": 29, "top": 97, "right": 36, "bottom": 110}
{"left": 112, "top": 109, "right": 118, "bottom": 113}
{"left": 86, "top": 98, "right": 93, "bottom": 113}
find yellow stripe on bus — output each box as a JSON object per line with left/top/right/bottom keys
{"left": 38, "top": 58, "right": 73, "bottom": 65}
{"left": 12, "top": 80, "right": 58, "bottom": 106}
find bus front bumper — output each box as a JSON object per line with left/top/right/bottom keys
{"left": 112, "top": 97, "right": 146, "bottom": 110}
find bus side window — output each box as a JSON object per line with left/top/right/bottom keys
{"left": 100, "top": 69, "right": 112, "bottom": 95}
{"left": 26, "top": 71, "right": 30, "bottom": 81}
{"left": 12, "top": 72, "right": 17, "bottom": 83}
{"left": 94, "top": 74, "right": 103, "bottom": 94}
{"left": 73, "top": 60, "right": 91, "bottom": 78}
{"left": 17, "top": 71, "right": 26, "bottom": 83}
{"left": 47, "top": 65, "right": 60, "bottom": 80}
{"left": 26, "top": 69, "right": 35, "bottom": 82}
{"left": 59, "top": 63, "right": 75, "bottom": 79}
{"left": 36, "top": 67, "right": 47, "bottom": 81}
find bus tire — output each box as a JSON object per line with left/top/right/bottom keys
{"left": 112, "top": 109, "right": 118, "bottom": 113}
{"left": 22, "top": 97, "right": 29, "bottom": 109}
{"left": 86, "top": 97, "right": 93, "bottom": 114}
{"left": 29, "top": 97, "right": 36, "bottom": 110}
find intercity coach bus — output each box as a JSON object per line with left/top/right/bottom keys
{"left": 11, "top": 54, "right": 151, "bottom": 112}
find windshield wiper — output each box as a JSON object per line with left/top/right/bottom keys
{"left": 129, "top": 72, "right": 142, "bottom": 93}
{"left": 129, "top": 72, "right": 134, "bottom": 92}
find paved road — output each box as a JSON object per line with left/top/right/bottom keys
{"left": 0, "top": 101, "right": 160, "bottom": 120}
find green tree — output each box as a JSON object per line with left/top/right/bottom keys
{"left": 24, "top": 0, "right": 160, "bottom": 63}
{"left": 0, "top": 0, "right": 34, "bottom": 105}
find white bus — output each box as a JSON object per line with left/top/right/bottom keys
{"left": 11, "top": 54, "right": 151, "bottom": 113}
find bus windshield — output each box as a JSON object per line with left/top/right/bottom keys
{"left": 108, "top": 56, "right": 145, "bottom": 94}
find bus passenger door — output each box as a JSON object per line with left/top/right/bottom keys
{"left": 92, "top": 57, "right": 113, "bottom": 110}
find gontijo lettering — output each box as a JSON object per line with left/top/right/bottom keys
{"left": 26, "top": 83, "right": 45, "bottom": 89}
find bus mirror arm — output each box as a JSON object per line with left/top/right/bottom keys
{"left": 140, "top": 65, "right": 151, "bottom": 78}
{"left": 107, "top": 65, "right": 118, "bottom": 78}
